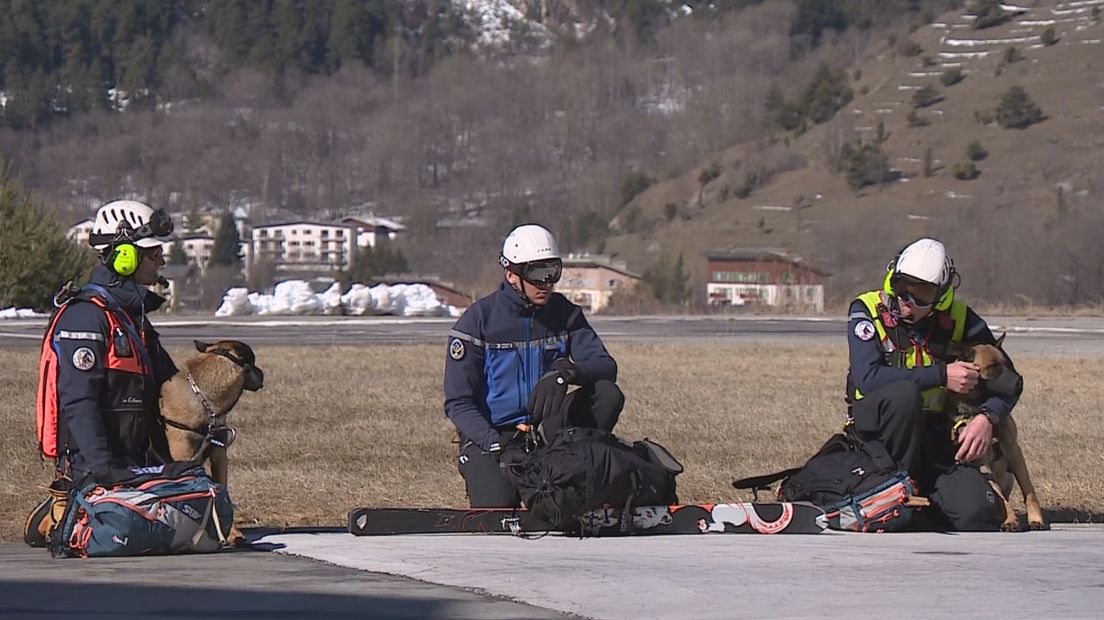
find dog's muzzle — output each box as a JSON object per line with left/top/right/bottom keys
{"left": 244, "top": 366, "right": 264, "bottom": 392}
{"left": 984, "top": 369, "right": 1023, "bottom": 398}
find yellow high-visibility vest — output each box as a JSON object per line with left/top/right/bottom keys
{"left": 851, "top": 290, "right": 967, "bottom": 412}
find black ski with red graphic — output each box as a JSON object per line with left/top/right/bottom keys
{"left": 347, "top": 502, "right": 826, "bottom": 536}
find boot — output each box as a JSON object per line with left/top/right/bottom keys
{"left": 23, "top": 480, "right": 70, "bottom": 548}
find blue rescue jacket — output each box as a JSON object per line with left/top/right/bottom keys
{"left": 444, "top": 283, "right": 617, "bottom": 451}
{"left": 49, "top": 265, "right": 178, "bottom": 480}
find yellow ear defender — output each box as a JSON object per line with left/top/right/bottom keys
{"left": 109, "top": 242, "right": 140, "bottom": 276}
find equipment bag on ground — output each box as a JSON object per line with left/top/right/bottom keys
{"left": 503, "top": 426, "right": 683, "bottom": 532}
{"left": 733, "top": 432, "right": 919, "bottom": 533}
{"left": 50, "top": 463, "right": 234, "bottom": 558}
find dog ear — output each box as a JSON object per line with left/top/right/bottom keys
{"left": 946, "top": 341, "right": 973, "bottom": 362}
{"left": 994, "top": 332, "right": 1006, "bottom": 349}
{"left": 193, "top": 340, "right": 212, "bottom": 353}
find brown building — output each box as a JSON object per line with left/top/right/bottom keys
{"left": 705, "top": 249, "right": 827, "bottom": 311}
{"left": 559, "top": 254, "right": 641, "bottom": 314}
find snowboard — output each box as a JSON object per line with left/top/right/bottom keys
{"left": 347, "top": 502, "right": 827, "bottom": 536}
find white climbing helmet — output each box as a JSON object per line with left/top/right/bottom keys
{"left": 894, "top": 238, "right": 953, "bottom": 288}
{"left": 89, "top": 200, "right": 173, "bottom": 250}
{"left": 500, "top": 224, "right": 560, "bottom": 267}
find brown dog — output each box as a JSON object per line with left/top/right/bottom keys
{"left": 947, "top": 335, "right": 1046, "bottom": 532}
{"left": 160, "top": 340, "right": 264, "bottom": 543}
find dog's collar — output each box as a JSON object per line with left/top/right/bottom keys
{"left": 187, "top": 372, "right": 226, "bottom": 419}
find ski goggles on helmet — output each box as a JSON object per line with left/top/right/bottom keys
{"left": 892, "top": 275, "right": 938, "bottom": 308}
{"left": 94, "top": 208, "right": 175, "bottom": 246}
{"left": 514, "top": 259, "right": 563, "bottom": 285}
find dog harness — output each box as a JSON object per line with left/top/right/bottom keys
{"left": 160, "top": 349, "right": 256, "bottom": 462}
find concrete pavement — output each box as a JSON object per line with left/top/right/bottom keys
{"left": 5, "top": 525, "right": 1104, "bottom": 619}
{"left": 0, "top": 542, "right": 569, "bottom": 619}
{"left": 255, "top": 525, "right": 1104, "bottom": 620}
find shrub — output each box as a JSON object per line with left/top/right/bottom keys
{"left": 966, "top": 141, "right": 988, "bottom": 161}
{"left": 975, "top": 108, "right": 995, "bottom": 125}
{"left": 698, "top": 162, "right": 721, "bottom": 186}
{"left": 1003, "top": 46, "right": 1024, "bottom": 64}
{"left": 845, "top": 143, "right": 895, "bottom": 190}
{"left": 971, "top": 0, "right": 1009, "bottom": 29}
{"left": 940, "top": 66, "right": 964, "bottom": 87}
{"left": 907, "top": 110, "right": 930, "bottom": 127}
{"left": 912, "top": 84, "right": 943, "bottom": 108}
{"left": 897, "top": 39, "right": 924, "bottom": 57}
{"left": 1041, "top": 27, "right": 1058, "bottom": 46}
{"left": 922, "top": 147, "right": 934, "bottom": 177}
{"left": 853, "top": 69, "right": 862, "bottom": 82}
{"left": 953, "top": 161, "right": 979, "bottom": 180}
{"left": 620, "top": 171, "right": 654, "bottom": 206}
{"left": 921, "top": 56, "right": 937, "bottom": 67}
{"left": 996, "top": 86, "right": 1044, "bottom": 129}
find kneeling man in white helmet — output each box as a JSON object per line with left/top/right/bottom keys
{"left": 443, "top": 224, "right": 623, "bottom": 507}
{"left": 844, "top": 238, "right": 1021, "bottom": 531}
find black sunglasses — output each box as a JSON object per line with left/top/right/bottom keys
{"left": 893, "top": 276, "right": 937, "bottom": 307}
{"left": 517, "top": 260, "right": 562, "bottom": 285}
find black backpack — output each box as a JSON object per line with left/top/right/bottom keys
{"left": 734, "top": 432, "right": 920, "bottom": 533}
{"left": 503, "top": 427, "right": 683, "bottom": 532}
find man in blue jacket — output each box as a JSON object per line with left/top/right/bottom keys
{"left": 444, "top": 224, "right": 623, "bottom": 507}
{"left": 845, "top": 238, "right": 1020, "bottom": 530}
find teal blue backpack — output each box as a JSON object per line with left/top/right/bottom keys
{"left": 50, "top": 463, "right": 234, "bottom": 558}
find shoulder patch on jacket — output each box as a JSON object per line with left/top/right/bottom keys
{"left": 449, "top": 338, "right": 465, "bottom": 361}
{"left": 854, "top": 320, "right": 876, "bottom": 342}
{"left": 72, "top": 347, "right": 96, "bottom": 370}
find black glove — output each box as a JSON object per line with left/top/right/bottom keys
{"left": 550, "top": 358, "right": 579, "bottom": 384}
{"left": 526, "top": 359, "right": 578, "bottom": 425}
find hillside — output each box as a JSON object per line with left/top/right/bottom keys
{"left": 606, "top": 0, "right": 1104, "bottom": 307}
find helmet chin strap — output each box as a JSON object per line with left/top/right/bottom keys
{"left": 506, "top": 272, "right": 536, "bottom": 309}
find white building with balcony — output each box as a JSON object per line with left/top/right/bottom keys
{"left": 251, "top": 221, "right": 355, "bottom": 273}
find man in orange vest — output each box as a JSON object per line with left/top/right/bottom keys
{"left": 844, "top": 238, "right": 1021, "bottom": 531}
{"left": 25, "top": 200, "right": 179, "bottom": 546}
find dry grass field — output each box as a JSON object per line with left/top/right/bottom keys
{"left": 3, "top": 341, "right": 1102, "bottom": 543}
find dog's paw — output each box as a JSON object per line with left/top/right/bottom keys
{"left": 1028, "top": 521, "right": 1050, "bottom": 531}
{"left": 1000, "top": 521, "right": 1024, "bottom": 533}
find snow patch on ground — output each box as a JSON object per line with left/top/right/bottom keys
{"left": 944, "top": 35, "right": 1043, "bottom": 46}
{"left": 0, "top": 308, "right": 45, "bottom": 319}
{"left": 215, "top": 280, "right": 462, "bottom": 318}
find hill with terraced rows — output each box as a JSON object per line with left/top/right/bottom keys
{"left": 605, "top": 0, "right": 1104, "bottom": 307}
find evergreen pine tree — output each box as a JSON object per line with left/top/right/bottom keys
{"left": 0, "top": 173, "right": 95, "bottom": 311}
{"left": 210, "top": 210, "right": 243, "bottom": 267}
{"left": 169, "top": 238, "right": 188, "bottom": 265}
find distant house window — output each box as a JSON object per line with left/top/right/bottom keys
{"left": 609, "top": 279, "right": 617, "bottom": 288}
{"left": 304, "top": 241, "right": 315, "bottom": 247}
{"left": 712, "top": 270, "right": 761, "bottom": 283}
{"left": 781, "top": 272, "right": 794, "bottom": 284}
{"left": 336, "top": 230, "right": 344, "bottom": 238}
{"left": 259, "top": 230, "right": 268, "bottom": 238}
{"left": 321, "top": 230, "right": 329, "bottom": 238}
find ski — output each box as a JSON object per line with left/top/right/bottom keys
{"left": 347, "top": 502, "right": 827, "bottom": 536}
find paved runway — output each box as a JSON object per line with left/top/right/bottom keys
{"left": 5, "top": 526, "right": 1103, "bottom": 619}
{"left": 3, "top": 314, "right": 1104, "bottom": 356}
